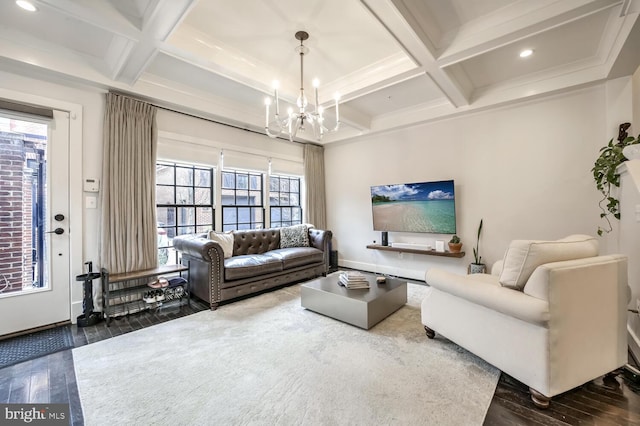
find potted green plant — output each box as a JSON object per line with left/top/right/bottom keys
{"left": 592, "top": 123, "right": 639, "bottom": 235}
{"left": 469, "top": 219, "right": 486, "bottom": 274}
{"left": 448, "top": 235, "right": 462, "bottom": 253}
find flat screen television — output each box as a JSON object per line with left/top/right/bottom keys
{"left": 370, "top": 180, "right": 456, "bottom": 234}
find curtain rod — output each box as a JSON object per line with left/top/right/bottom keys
{"left": 108, "top": 91, "right": 315, "bottom": 147}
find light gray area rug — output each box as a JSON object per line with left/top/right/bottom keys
{"left": 73, "top": 283, "right": 499, "bottom": 426}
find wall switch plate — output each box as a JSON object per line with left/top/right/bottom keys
{"left": 85, "top": 196, "right": 97, "bottom": 209}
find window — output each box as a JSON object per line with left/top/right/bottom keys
{"left": 270, "top": 175, "right": 302, "bottom": 228}
{"left": 156, "top": 162, "right": 214, "bottom": 265}
{"left": 221, "top": 170, "right": 264, "bottom": 231}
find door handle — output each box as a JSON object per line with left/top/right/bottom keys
{"left": 46, "top": 228, "right": 64, "bottom": 235}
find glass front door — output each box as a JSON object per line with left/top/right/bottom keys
{"left": 0, "top": 110, "right": 70, "bottom": 336}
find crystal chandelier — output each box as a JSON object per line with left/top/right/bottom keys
{"left": 264, "top": 31, "right": 340, "bottom": 142}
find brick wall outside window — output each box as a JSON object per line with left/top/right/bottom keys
{"left": 0, "top": 132, "right": 26, "bottom": 293}
{"left": 0, "top": 132, "right": 46, "bottom": 294}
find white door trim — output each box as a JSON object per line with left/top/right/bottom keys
{"left": 0, "top": 87, "right": 84, "bottom": 323}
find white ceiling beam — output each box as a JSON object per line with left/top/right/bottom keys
{"left": 113, "top": 0, "right": 196, "bottom": 85}
{"left": 361, "top": 0, "right": 471, "bottom": 108}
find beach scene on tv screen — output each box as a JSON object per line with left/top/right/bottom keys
{"left": 371, "top": 180, "right": 456, "bottom": 234}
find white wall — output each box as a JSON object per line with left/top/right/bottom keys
{"left": 157, "top": 109, "right": 302, "bottom": 161}
{"left": 634, "top": 66, "right": 640, "bottom": 135}
{"left": 325, "top": 85, "right": 612, "bottom": 280}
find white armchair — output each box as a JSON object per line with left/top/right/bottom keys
{"left": 421, "top": 235, "right": 629, "bottom": 408}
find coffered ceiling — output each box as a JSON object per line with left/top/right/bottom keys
{"left": 0, "top": 0, "right": 639, "bottom": 143}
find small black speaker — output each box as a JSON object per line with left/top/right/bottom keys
{"left": 381, "top": 231, "right": 388, "bottom": 246}
{"left": 329, "top": 250, "right": 338, "bottom": 272}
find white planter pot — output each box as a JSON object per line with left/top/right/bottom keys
{"left": 469, "top": 263, "right": 486, "bottom": 274}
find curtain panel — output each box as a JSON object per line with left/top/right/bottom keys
{"left": 303, "top": 143, "right": 327, "bottom": 229}
{"left": 100, "top": 93, "right": 158, "bottom": 273}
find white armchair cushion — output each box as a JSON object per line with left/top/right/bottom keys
{"left": 425, "top": 268, "right": 549, "bottom": 326}
{"left": 499, "top": 234, "right": 598, "bottom": 290}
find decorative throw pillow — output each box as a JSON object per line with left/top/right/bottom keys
{"left": 208, "top": 231, "right": 234, "bottom": 258}
{"left": 280, "top": 224, "right": 310, "bottom": 248}
{"left": 499, "top": 234, "right": 598, "bottom": 290}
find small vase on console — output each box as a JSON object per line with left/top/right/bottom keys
{"left": 448, "top": 243, "right": 462, "bottom": 253}
{"left": 448, "top": 235, "right": 462, "bottom": 253}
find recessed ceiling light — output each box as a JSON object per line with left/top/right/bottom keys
{"left": 519, "top": 49, "right": 534, "bottom": 58}
{"left": 16, "top": 1, "right": 38, "bottom": 12}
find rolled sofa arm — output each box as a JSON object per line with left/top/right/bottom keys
{"left": 173, "top": 233, "right": 225, "bottom": 308}
{"left": 309, "top": 228, "right": 333, "bottom": 272}
{"left": 173, "top": 233, "right": 224, "bottom": 262}
{"left": 309, "top": 228, "right": 331, "bottom": 251}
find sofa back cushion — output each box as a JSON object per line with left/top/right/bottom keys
{"left": 499, "top": 234, "right": 598, "bottom": 290}
{"left": 233, "top": 229, "right": 280, "bottom": 256}
{"left": 208, "top": 231, "right": 234, "bottom": 258}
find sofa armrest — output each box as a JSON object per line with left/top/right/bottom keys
{"left": 523, "top": 255, "right": 628, "bottom": 301}
{"left": 522, "top": 254, "right": 628, "bottom": 394}
{"left": 308, "top": 228, "right": 332, "bottom": 272}
{"left": 309, "top": 228, "right": 331, "bottom": 251}
{"left": 173, "top": 234, "right": 225, "bottom": 263}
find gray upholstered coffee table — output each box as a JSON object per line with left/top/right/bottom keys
{"left": 301, "top": 272, "right": 407, "bottom": 329}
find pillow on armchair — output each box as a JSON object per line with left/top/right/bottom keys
{"left": 499, "top": 234, "right": 598, "bottom": 290}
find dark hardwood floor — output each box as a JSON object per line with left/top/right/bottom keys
{"left": 2, "top": 292, "right": 640, "bottom": 425}
{"left": 485, "top": 368, "right": 640, "bottom": 425}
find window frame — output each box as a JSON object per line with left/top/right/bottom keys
{"left": 156, "top": 161, "right": 215, "bottom": 265}
{"left": 269, "top": 174, "right": 303, "bottom": 228}
{"left": 220, "top": 169, "right": 265, "bottom": 231}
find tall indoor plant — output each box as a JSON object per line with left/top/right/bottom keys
{"left": 469, "top": 219, "right": 486, "bottom": 274}
{"left": 592, "top": 123, "right": 639, "bottom": 235}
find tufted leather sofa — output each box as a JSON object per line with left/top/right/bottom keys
{"left": 173, "top": 227, "right": 332, "bottom": 309}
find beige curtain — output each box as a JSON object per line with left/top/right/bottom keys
{"left": 100, "top": 93, "right": 158, "bottom": 273}
{"left": 303, "top": 143, "right": 327, "bottom": 229}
